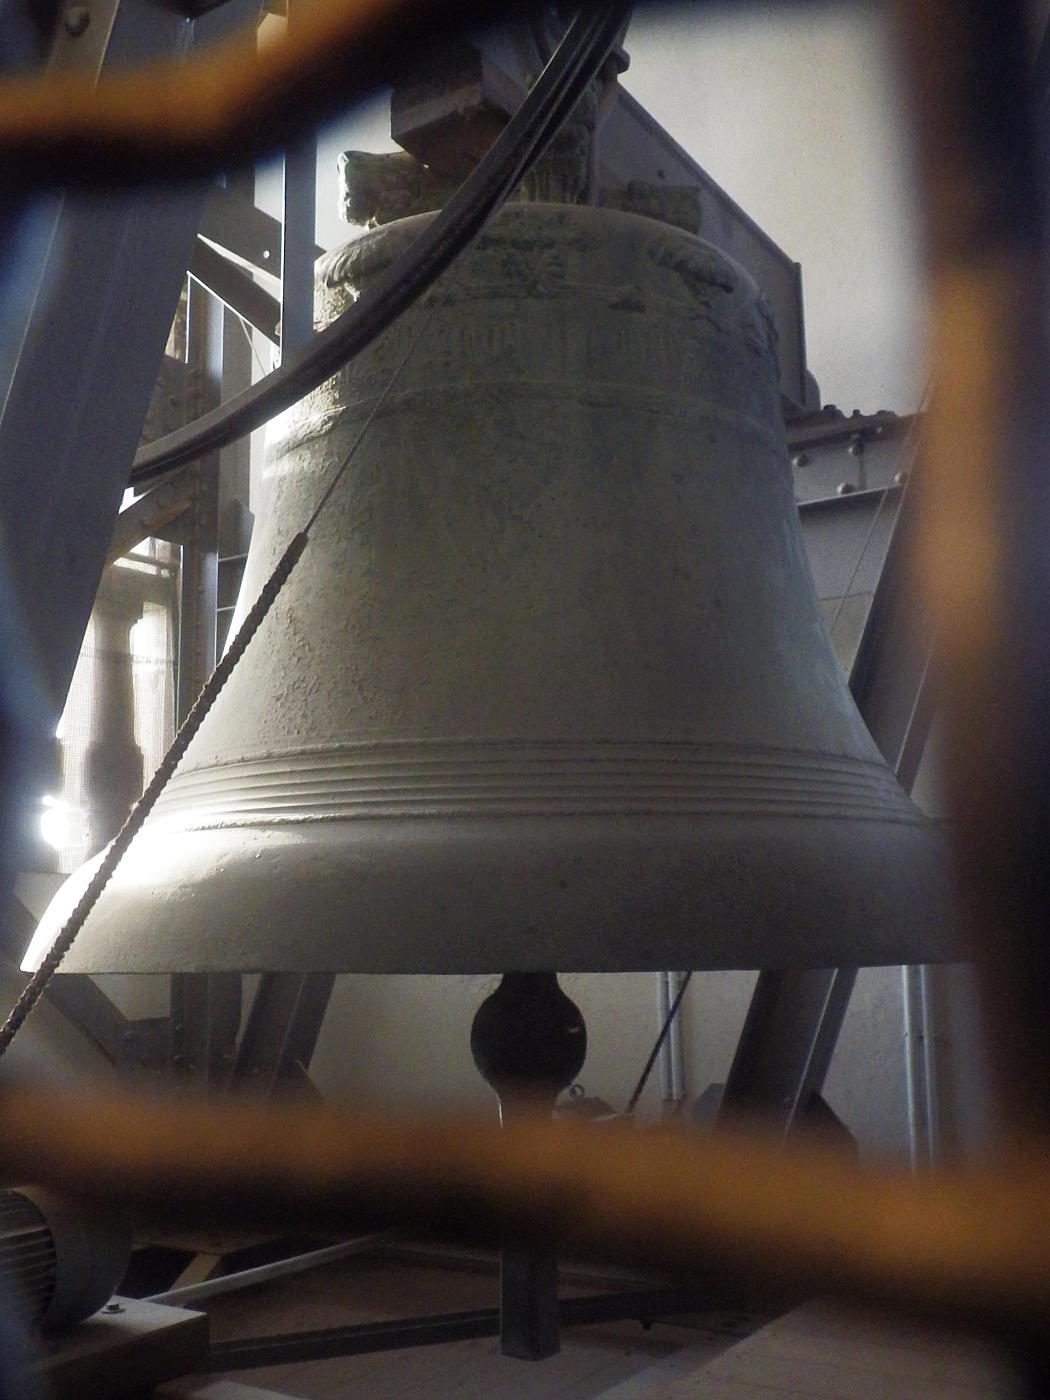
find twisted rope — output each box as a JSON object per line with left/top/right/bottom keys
{"left": 0, "top": 531, "right": 307, "bottom": 1058}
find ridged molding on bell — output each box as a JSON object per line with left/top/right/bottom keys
{"left": 34, "top": 205, "right": 957, "bottom": 976}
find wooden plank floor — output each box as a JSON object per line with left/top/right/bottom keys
{"left": 198, "top": 1252, "right": 745, "bottom": 1399}
{"left": 659, "top": 1301, "right": 1022, "bottom": 1400}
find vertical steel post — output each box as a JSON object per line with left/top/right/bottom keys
{"left": 243, "top": 25, "right": 332, "bottom": 1098}
{"left": 280, "top": 0, "right": 317, "bottom": 358}
{"left": 893, "top": 0, "right": 1050, "bottom": 1389}
{"left": 0, "top": 0, "right": 260, "bottom": 852}
{"left": 170, "top": 266, "right": 240, "bottom": 1092}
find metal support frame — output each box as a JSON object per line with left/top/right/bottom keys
{"left": 167, "top": 272, "right": 245, "bottom": 1091}
{"left": 721, "top": 431, "right": 935, "bottom": 1138}
{"left": 205, "top": 1287, "right": 728, "bottom": 1372}
{"left": 279, "top": 131, "right": 317, "bottom": 353}
{"left": 148, "top": 1233, "right": 390, "bottom": 1307}
{"left": 190, "top": 238, "right": 280, "bottom": 343}
{"left": 201, "top": 184, "right": 290, "bottom": 282}
{"left": 228, "top": 87, "right": 333, "bottom": 1100}
{"left": 0, "top": 0, "right": 260, "bottom": 754}
{"left": 170, "top": 972, "right": 241, "bottom": 1089}
{"left": 233, "top": 972, "right": 334, "bottom": 1094}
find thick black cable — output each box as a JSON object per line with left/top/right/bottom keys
{"left": 130, "top": 2, "right": 632, "bottom": 487}
{"left": 0, "top": 6, "right": 631, "bottom": 1055}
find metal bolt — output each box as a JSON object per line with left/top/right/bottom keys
{"left": 848, "top": 436, "right": 865, "bottom": 457}
{"left": 894, "top": 469, "right": 909, "bottom": 486}
{"left": 63, "top": 5, "right": 90, "bottom": 35}
{"left": 836, "top": 481, "right": 856, "bottom": 496}
{"left": 791, "top": 452, "right": 808, "bottom": 469}
{"left": 103, "top": 1302, "right": 125, "bottom": 1315}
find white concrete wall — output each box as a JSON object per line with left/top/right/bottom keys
{"left": 625, "top": 1, "right": 928, "bottom": 416}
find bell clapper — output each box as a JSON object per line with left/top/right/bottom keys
{"left": 470, "top": 973, "right": 587, "bottom": 1360}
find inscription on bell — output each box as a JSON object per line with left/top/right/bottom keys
{"left": 286, "top": 300, "right": 781, "bottom": 457}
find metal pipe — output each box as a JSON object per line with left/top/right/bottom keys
{"left": 919, "top": 965, "right": 941, "bottom": 1164}
{"left": 656, "top": 973, "right": 673, "bottom": 1107}
{"left": 902, "top": 964, "right": 931, "bottom": 1172}
{"left": 667, "top": 972, "right": 686, "bottom": 1106}
{"left": 146, "top": 1232, "right": 391, "bottom": 1307}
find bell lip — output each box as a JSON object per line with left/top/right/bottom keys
{"left": 40, "top": 814, "right": 961, "bottom": 977}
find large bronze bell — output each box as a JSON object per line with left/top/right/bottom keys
{"left": 35, "top": 204, "right": 956, "bottom": 976}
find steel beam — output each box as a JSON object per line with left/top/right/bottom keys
{"left": 173, "top": 277, "right": 222, "bottom": 718}
{"left": 200, "top": 184, "right": 288, "bottom": 281}
{"left": 171, "top": 972, "right": 241, "bottom": 1089}
{"left": 281, "top": 141, "right": 316, "bottom": 352}
{"left": 233, "top": 972, "right": 334, "bottom": 1095}
{"left": 848, "top": 474, "right": 934, "bottom": 774}
{"left": 719, "top": 969, "right": 857, "bottom": 1132}
{"left": 0, "top": 0, "right": 261, "bottom": 835}
{"left": 720, "top": 434, "right": 933, "bottom": 1138}
{"left": 168, "top": 274, "right": 244, "bottom": 1091}
{"left": 230, "top": 90, "right": 329, "bottom": 1100}
{"left": 205, "top": 1288, "right": 718, "bottom": 1371}
{"left": 279, "top": 6, "right": 317, "bottom": 356}
{"left": 499, "top": 1247, "right": 560, "bottom": 1360}
{"left": 106, "top": 471, "right": 198, "bottom": 569}
{"left": 190, "top": 239, "right": 281, "bottom": 343}
{"left": 215, "top": 168, "right": 257, "bottom": 655}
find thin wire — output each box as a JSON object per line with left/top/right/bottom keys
{"left": 624, "top": 972, "right": 693, "bottom": 1116}
{"left": 826, "top": 382, "right": 931, "bottom": 645}
{"left": 0, "top": 4, "right": 624, "bottom": 1051}
{"left": 0, "top": 529, "right": 307, "bottom": 1058}
{"left": 0, "top": 237, "right": 462, "bottom": 1059}
{"left": 304, "top": 271, "right": 456, "bottom": 536}
{"left": 235, "top": 309, "right": 271, "bottom": 380}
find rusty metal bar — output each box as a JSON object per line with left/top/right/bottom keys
{"left": 1, "top": 1088, "right": 1050, "bottom": 1342}
{"left": 893, "top": 0, "right": 1050, "bottom": 1135}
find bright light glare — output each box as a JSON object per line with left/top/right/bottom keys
{"left": 21, "top": 850, "right": 104, "bottom": 972}
{"left": 39, "top": 794, "right": 72, "bottom": 852}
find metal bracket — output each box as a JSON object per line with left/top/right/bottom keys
{"left": 233, "top": 973, "right": 335, "bottom": 1096}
